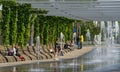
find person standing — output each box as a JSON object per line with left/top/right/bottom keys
{"left": 80, "top": 35, "right": 84, "bottom": 49}
{"left": 77, "top": 36, "right": 81, "bottom": 49}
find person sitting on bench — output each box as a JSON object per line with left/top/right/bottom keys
{"left": 64, "top": 42, "right": 72, "bottom": 50}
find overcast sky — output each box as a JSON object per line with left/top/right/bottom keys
{"left": 0, "top": 0, "right": 120, "bottom": 10}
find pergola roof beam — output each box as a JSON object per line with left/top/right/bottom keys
{"left": 17, "top": 0, "right": 120, "bottom": 21}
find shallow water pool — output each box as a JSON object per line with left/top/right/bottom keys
{"left": 1, "top": 47, "right": 120, "bottom": 72}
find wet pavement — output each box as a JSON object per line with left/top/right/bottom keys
{"left": 1, "top": 47, "right": 120, "bottom": 72}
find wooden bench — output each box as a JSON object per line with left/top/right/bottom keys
{"left": 5, "top": 56, "right": 16, "bottom": 62}
{"left": 18, "top": 50, "right": 31, "bottom": 61}
{"left": 0, "top": 54, "right": 7, "bottom": 63}
{"left": 27, "top": 46, "right": 38, "bottom": 60}
{"left": 32, "top": 46, "right": 49, "bottom": 59}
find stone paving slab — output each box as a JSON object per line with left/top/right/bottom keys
{"left": 59, "top": 45, "right": 94, "bottom": 60}
{"left": 0, "top": 45, "right": 94, "bottom": 67}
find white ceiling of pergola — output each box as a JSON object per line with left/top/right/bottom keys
{"left": 17, "top": 0, "right": 120, "bottom": 21}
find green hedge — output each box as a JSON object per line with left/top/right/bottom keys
{"left": 1, "top": 0, "right": 100, "bottom": 48}
{"left": 1, "top": 1, "right": 48, "bottom": 48}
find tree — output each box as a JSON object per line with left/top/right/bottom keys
{"left": 2, "top": 1, "right": 11, "bottom": 46}
{"left": 9, "top": 2, "right": 18, "bottom": 45}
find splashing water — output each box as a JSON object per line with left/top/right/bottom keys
{"left": 36, "top": 36, "right": 40, "bottom": 59}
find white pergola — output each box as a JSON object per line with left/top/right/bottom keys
{"left": 17, "top": 0, "right": 120, "bottom": 21}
